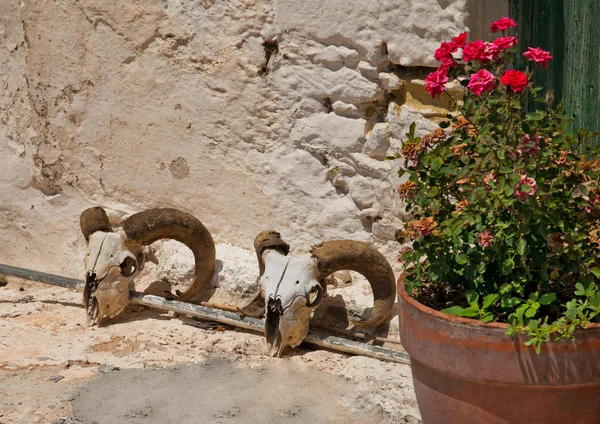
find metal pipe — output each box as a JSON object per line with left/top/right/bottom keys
{"left": 0, "top": 263, "right": 410, "bottom": 365}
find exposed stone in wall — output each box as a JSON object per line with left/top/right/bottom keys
{"left": 0, "top": 0, "right": 507, "bottom": 288}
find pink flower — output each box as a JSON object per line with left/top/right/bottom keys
{"left": 517, "top": 134, "right": 541, "bottom": 156}
{"left": 514, "top": 175, "right": 537, "bottom": 200}
{"left": 477, "top": 230, "right": 494, "bottom": 248}
{"left": 468, "top": 69, "right": 496, "bottom": 95}
{"left": 585, "top": 194, "right": 600, "bottom": 214}
{"left": 490, "top": 17, "right": 516, "bottom": 33}
{"left": 451, "top": 32, "right": 468, "bottom": 48}
{"left": 462, "top": 40, "right": 486, "bottom": 62}
{"left": 425, "top": 69, "right": 448, "bottom": 98}
{"left": 483, "top": 42, "right": 503, "bottom": 61}
{"left": 483, "top": 37, "right": 517, "bottom": 62}
{"left": 493, "top": 36, "right": 518, "bottom": 50}
{"left": 500, "top": 69, "right": 528, "bottom": 93}
{"left": 523, "top": 47, "right": 553, "bottom": 69}
{"left": 434, "top": 41, "right": 457, "bottom": 62}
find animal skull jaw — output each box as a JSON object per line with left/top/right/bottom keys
{"left": 84, "top": 231, "right": 145, "bottom": 326}
{"left": 265, "top": 297, "right": 313, "bottom": 357}
{"left": 86, "top": 273, "right": 131, "bottom": 326}
{"left": 260, "top": 250, "right": 323, "bottom": 357}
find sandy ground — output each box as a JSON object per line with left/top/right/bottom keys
{"left": 0, "top": 277, "right": 420, "bottom": 423}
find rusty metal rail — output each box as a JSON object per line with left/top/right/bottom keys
{"left": 0, "top": 263, "right": 410, "bottom": 365}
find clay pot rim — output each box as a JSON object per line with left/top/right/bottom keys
{"left": 397, "top": 272, "right": 600, "bottom": 330}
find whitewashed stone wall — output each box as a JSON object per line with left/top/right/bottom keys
{"left": 0, "top": 0, "right": 506, "bottom": 283}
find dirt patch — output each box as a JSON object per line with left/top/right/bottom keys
{"left": 168, "top": 157, "right": 190, "bottom": 179}
{"left": 88, "top": 336, "right": 142, "bottom": 356}
{"left": 72, "top": 358, "right": 385, "bottom": 423}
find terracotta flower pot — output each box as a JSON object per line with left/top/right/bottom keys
{"left": 397, "top": 274, "right": 600, "bottom": 424}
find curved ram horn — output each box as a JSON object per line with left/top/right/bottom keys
{"left": 121, "top": 208, "right": 215, "bottom": 300}
{"left": 254, "top": 230, "right": 290, "bottom": 276}
{"left": 310, "top": 240, "right": 396, "bottom": 329}
{"left": 80, "top": 207, "right": 113, "bottom": 242}
{"left": 237, "top": 230, "right": 290, "bottom": 317}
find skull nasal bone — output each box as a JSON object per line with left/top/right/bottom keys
{"left": 266, "top": 299, "right": 283, "bottom": 338}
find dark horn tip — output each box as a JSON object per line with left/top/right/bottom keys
{"left": 80, "top": 206, "right": 113, "bottom": 241}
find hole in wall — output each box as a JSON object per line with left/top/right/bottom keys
{"left": 323, "top": 97, "right": 333, "bottom": 113}
{"left": 257, "top": 39, "right": 279, "bottom": 76}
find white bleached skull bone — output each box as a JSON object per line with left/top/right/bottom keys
{"left": 261, "top": 250, "right": 323, "bottom": 357}
{"left": 80, "top": 207, "right": 216, "bottom": 326}
{"left": 238, "top": 230, "right": 396, "bottom": 357}
{"left": 84, "top": 230, "right": 156, "bottom": 325}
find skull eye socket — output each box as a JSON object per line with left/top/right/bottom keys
{"left": 306, "top": 284, "right": 323, "bottom": 308}
{"left": 120, "top": 256, "right": 137, "bottom": 277}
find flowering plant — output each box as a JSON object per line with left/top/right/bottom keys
{"left": 394, "top": 17, "right": 600, "bottom": 351}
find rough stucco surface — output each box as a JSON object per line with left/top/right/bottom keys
{"left": 0, "top": 1, "right": 506, "bottom": 290}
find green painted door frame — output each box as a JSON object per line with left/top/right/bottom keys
{"left": 510, "top": 1, "right": 599, "bottom": 141}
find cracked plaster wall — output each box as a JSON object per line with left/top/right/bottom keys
{"left": 0, "top": 0, "right": 507, "bottom": 279}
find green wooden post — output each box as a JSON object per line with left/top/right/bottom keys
{"left": 510, "top": 0, "right": 599, "bottom": 144}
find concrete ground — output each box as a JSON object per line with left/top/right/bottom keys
{"left": 0, "top": 277, "right": 420, "bottom": 423}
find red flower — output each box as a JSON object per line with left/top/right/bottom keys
{"left": 523, "top": 47, "right": 553, "bottom": 69}
{"left": 462, "top": 40, "right": 486, "bottom": 62}
{"left": 468, "top": 69, "right": 495, "bottom": 96}
{"left": 451, "top": 32, "right": 468, "bottom": 48}
{"left": 490, "top": 17, "right": 516, "bottom": 33}
{"left": 500, "top": 70, "right": 528, "bottom": 93}
{"left": 513, "top": 175, "right": 537, "bottom": 200}
{"left": 438, "top": 58, "right": 455, "bottom": 75}
{"left": 425, "top": 69, "right": 448, "bottom": 98}
{"left": 434, "top": 41, "right": 457, "bottom": 62}
{"left": 492, "top": 36, "right": 518, "bottom": 50}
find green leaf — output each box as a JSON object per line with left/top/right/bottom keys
{"left": 483, "top": 294, "right": 500, "bottom": 309}
{"left": 527, "top": 110, "right": 546, "bottom": 121}
{"left": 525, "top": 307, "right": 537, "bottom": 318}
{"left": 517, "top": 238, "right": 527, "bottom": 255}
{"left": 427, "top": 186, "right": 440, "bottom": 197}
{"left": 455, "top": 253, "right": 468, "bottom": 265}
{"left": 439, "top": 121, "right": 450, "bottom": 129}
{"left": 539, "top": 293, "right": 556, "bottom": 305}
{"left": 520, "top": 183, "right": 532, "bottom": 193}
{"left": 441, "top": 167, "right": 457, "bottom": 175}
{"left": 501, "top": 296, "right": 522, "bottom": 309}
{"left": 481, "top": 312, "right": 494, "bottom": 323}
{"left": 466, "top": 290, "right": 479, "bottom": 308}
{"left": 408, "top": 122, "right": 416, "bottom": 140}
{"left": 501, "top": 258, "right": 515, "bottom": 275}
{"left": 442, "top": 306, "right": 464, "bottom": 316}
{"left": 591, "top": 267, "right": 600, "bottom": 279}
{"left": 458, "top": 307, "right": 478, "bottom": 318}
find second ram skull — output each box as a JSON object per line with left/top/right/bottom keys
{"left": 238, "top": 231, "right": 396, "bottom": 357}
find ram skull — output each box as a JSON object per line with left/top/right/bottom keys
{"left": 80, "top": 207, "right": 215, "bottom": 326}
{"left": 238, "top": 231, "right": 396, "bottom": 357}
